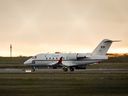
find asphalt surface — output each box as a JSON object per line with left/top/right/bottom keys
{"left": 0, "top": 68, "right": 128, "bottom": 73}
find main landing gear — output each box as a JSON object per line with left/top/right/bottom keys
{"left": 69, "top": 67, "right": 74, "bottom": 71}
{"left": 63, "top": 67, "right": 74, "bottom": 72}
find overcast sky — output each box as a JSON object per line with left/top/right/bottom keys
{"left": 0, "top": 0, "right": 128, "bottom": 56}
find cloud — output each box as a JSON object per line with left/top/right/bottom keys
{"left": 0, "top": 0, "right": 128, "bottom": 56}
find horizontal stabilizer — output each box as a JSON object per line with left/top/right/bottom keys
{"left": 112, "top": 40, "right": 121, "bottom": 42}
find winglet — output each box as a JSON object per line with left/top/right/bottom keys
{"left": 57, "top": 57, "right": 63, "bottom": 64}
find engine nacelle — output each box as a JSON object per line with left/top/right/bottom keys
{"left": 76, "top": 53, "right": 87, "bottom": 60}
{"left": 66, "top": 53, "right": 77, "bottom": 60}
{"left": 66, "top": 53, "right": 87, "bottom": 60}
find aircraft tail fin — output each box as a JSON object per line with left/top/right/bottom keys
{"left": 92, "top": 39, "right": 120, "bottom": 56}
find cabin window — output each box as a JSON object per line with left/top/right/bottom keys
{"left": 49, "top": 57, "right": 51, "bottom": 60}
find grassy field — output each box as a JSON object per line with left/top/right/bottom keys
{"left": 0, "top": 56, "right": 128, "bottom": 96}
{"left": 0, "top": 72, "right": 128, "bottom": 96}
{"left": 87, "top": 63, "right": 128, "bottom": 69}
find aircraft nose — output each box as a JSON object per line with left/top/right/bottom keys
{"left": 24, "top": 60, "right": 29, "bottom": 65}
{"left": 24, "top": 61, "right": 28, "bottom": 65}
{"left": 24, "top": 59, "right": 32, "bottom": 65}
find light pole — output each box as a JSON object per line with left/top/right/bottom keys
{"left": 10, "top": 44, "right": 12, "bottom": 57}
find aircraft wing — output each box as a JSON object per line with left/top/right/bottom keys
{"left": 48, "top": 57, "right": 63, "bottom": 67}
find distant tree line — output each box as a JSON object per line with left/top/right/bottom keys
{"left": 104, "top": 54, "right": 128, "bottom": 63}
{"left": 0, "top": 54, "right": 128, "bottom": 64}
{"left": 0, "top": 56, "right": 30, "bottom": 64}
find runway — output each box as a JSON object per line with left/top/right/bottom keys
{"left": 0, "top": 68, "right": 128, "bottom": 73}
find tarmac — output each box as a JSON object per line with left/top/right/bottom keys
{"left": 0, "top": 68, "right": 128, "bottom": 73}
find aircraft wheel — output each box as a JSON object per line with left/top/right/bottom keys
{"left": 70, "top": 67, "right": 74, "bottom": 71}
{"left": 31, "top": 67, "right": 36, "bottom": 72}
{"left": 63, "top": 67, "right": 68, "bottom": 72}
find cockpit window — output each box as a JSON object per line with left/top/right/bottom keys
{"left": 32, "top": 56, "right": 37, "bottom": 59}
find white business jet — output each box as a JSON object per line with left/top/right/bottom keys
{"left": 24, "top": 39, "right": 119, "bottom": 72}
